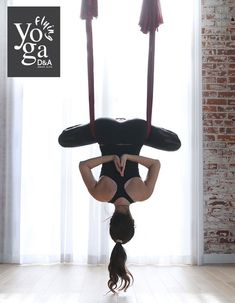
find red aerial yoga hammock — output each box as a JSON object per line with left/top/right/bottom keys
{"left": 59, "top": 0, "right": 181, "bottom": 152}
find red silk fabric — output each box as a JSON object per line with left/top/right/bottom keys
{"left": 81, "top": 0, "right": 98, "bottom": 20}
{"left": 80, "top": 0, "right": 164, "bottom": 138}
{"left": 139, "top": 0, "right": 163, "bottom": 33}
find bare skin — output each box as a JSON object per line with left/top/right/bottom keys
{"left": 79, "top": 154, "right": 161, "bottom": 213}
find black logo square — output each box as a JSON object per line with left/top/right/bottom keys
{"left": 8, "top": 7, "right": 60, "bottom": 77}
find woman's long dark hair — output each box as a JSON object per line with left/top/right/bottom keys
{"left": 108, "top": 211, "right": 135, "bottom": 293}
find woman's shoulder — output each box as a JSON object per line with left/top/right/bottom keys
{"left": 93, "top": 176, "right": 117, "bottom": 202}
{"left": 125, "top": 177, "right": 151, "bottom": 202}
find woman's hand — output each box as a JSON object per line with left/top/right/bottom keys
{"left": 120, "top": 154, "right": 129, "bottom": 176}
{"left": 113, "top": 155, "right": 122, "bottom": 175}
{"left": 113, "top": 155, "right": 128, "bottom": 176}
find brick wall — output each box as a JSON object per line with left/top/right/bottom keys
{"left": 202, "top": 0, "right": 235, "bottom": 254}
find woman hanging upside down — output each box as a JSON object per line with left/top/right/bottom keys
{"left": 59, "top": 118, "right": 180, "bottom": 293}
{"left": 79, "top": 152, "right": 160, "bottom": 293}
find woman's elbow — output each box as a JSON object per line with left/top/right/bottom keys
{"left": 79, "top": 161, "right": 86, "bottom": 172}
{"left": 156, "top": 159, "right": 160, "bottom": 165}
{"left": 153, "top": 159, "right": 161, "bottom": 169}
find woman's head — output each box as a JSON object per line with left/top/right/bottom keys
{"left": 109, "top": 211, "right": 135, "bottom": 244}
{"left": 107, "top": 211, "right": 135, "bottom": 293}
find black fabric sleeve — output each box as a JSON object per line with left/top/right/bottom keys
{"left": 58, "top": 123, "right": 96, "bottom": 147}
{"left": 58, "top": 118, "right": 181, "bottom": 151}
{"left": 145, "top": 125, "right": 181, "bottom": 151}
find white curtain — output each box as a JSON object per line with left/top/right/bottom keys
{"left": 0, "top": 0, "right": 202, "bottom": 265}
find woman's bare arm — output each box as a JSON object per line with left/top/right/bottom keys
{"left": 120, "top": 154, "right": 161, "bottom": 199}
{"left": 79, "top": 155, "right": 120, "bottom": 197}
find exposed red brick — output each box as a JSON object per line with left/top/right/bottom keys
{"left": 217, "top": 77, "right": 227, "bottom": 84}
{"left": 203, "top": 49, "right": 217, "bottom": 56}
{"left": 204, "top": 119, "right": 213, "bottom": 126}
{"left": 218, "top": 49, "right": 235, "bottom": 56}
{"left": 217, "top": 135, "right": 235, "bottom": 142}
{"left": 208, "top": 70, "right": 227, "bottom": 76}
{"left": 226, "top": 42, "right": 235, "bottom": 48}
{"left": 217, "top": 106, "right": 235, "bottom": 112}
{"left": 226, "top": 128, "right": 235, "bottom": 134}
{"left": 206, "top": 99, "right": 227, "bottom": 105}
{"left": 204, "top": 113, "right": 227, "bottom": 119}
{"left": 206, "top": 56, "right": 227, "bottom": 63}
{"left": 204, "top": 163, "right": 218, "bottom": 170}
{"left": 215, "top": 63, "right": 227, "bottom": 71}
{"left": 202, "top": 63, "right": 217, "bottom": 70}
{"left": 228, "top": 113, "right": 235, "bottom": 120}
{"left": 224, "top": 120, "right": 235, "bottom": 126}
{"left": 203, "top": 76, "right": 217, "bottom": 83}
{"left": 203, "top": 105, "right": 217, "bottom": 112}
{"left": 203, "top": 91, "right": 218, "bottom": 97}
{"left": 204, "top": 127, "right": 218, "bottom": 134}
{"left": 230, "top": 164, "right": 235, "bottom": 170}
{"left": 228, "top": 77, "right": 235, "bottom": 83}
{"left": 214, "top": 120, "right": 227, "bottom": 126}
{"left": 204, "top": 134, "right": 216, "bottom": 141}
{"left": 202, "top": 0, "right": 235, "bottom": 255}
{"left": 228, "top": 85, "right": 235, "bottom": 90}
{"left": 228, "top": 70, "right": 235, "bottom": 76}
{"left": 218, "top": 149, "right": 235, "bottom": 156}
{"left": 227, "top": 49, "right": 235, "bottom": 56}
{"left": 218, "top": 91, "right": 235, "bottom": 98}
{"left": 219, "top": 127, "right": 225, "bottom": 133}
{"left": 217, "top": 163, "right": 229, "bottom": 170}
{"left": 206, "top": 84, "right": 227, "bottom": 90}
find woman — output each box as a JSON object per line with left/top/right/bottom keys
{"left": 79, "top": 151, "right": 161, "bottom": 293}
{"left": 59, "top": 118, "right": 179, "bottom": 292}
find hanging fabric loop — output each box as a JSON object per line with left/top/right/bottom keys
{"left": 81, "top": 0, "right": 98, "bottom": 20}
{"left": 81, "top": 0, "right": 163, "bottom": 139}
{"left": 81, "top": 0, "right": 98, "bottom": 138}
{"left": 85, "top": 19, "right": 96, "bottom": 138}
{"left": 59, "top": 0, "right": 181, "bottom": 152}
{"left": 139, "top": 0, "right": 163, "bottom": 34}
{"left": 139, "top": 0, "right": 163, "bottom": 138}
{"left": 146, "top": 31, "right": 155, "bottom": 137}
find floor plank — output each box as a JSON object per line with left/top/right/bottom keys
{"left": 0, "top": 264, "right": 235, "bottom": 303}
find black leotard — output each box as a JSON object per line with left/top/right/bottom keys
{"left": 58, "top": 118, "right": 181, "bottom": 152}
{"left": 58, "top": 118, "right": 181, "bottom": 202}
{"left": 100, "top": 144, "right": 142, "bottom": 204}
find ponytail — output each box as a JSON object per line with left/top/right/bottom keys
{"left": 108, "top": 242, "right": 133, "bottom": 293}
{"left": 108, "top": 211, "right": 135, "bottom": 293}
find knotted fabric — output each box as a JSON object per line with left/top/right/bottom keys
{"left": 81, "top": 0, "right": 98, "bottom": 20}
{"left": 139, "top": 0, "right": 163, "bottom": 33}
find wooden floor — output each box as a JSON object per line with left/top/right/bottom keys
{"left": 0, "top": 264, "right": 235, "bottom": 302}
